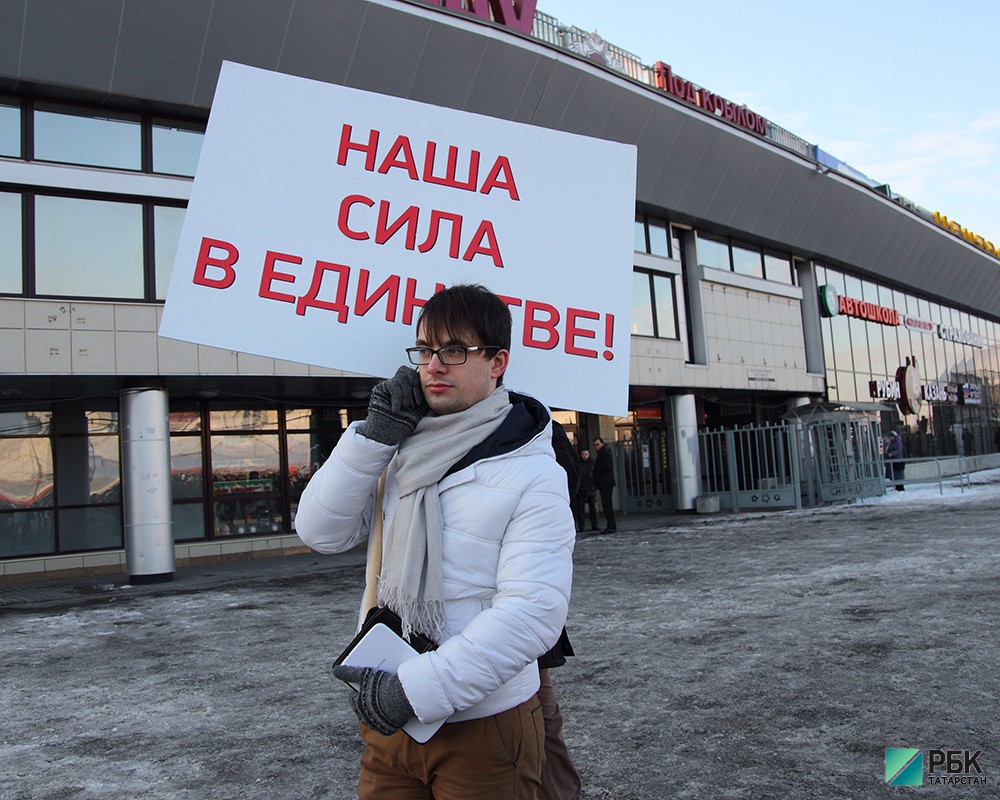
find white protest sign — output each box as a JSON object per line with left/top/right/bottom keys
{"left": 159, "top": 62, "right": 637, "bottom": 416}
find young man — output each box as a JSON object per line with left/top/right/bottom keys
{"left": 294, "top": 284, "right": 575, "bottom": 800}
{"left": 592, "top": 437, "right": 617, "bottom": 533}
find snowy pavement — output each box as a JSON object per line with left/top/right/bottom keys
{"left": 2, "top": 470, "right": 998, "bottom": 799}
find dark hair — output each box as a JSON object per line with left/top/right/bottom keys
{"left": 417, "top": 284, "right": 512, "bottom": 377}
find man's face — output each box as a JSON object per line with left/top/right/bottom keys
{"left": 593, "top": 439, "right": 603, "bottom": 451}
{"left": 415, "top": 323, "right": 508, "bottom": 415}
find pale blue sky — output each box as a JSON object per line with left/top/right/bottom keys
{"left": 539, "top": 1, "right": 1000, "bottom": 246}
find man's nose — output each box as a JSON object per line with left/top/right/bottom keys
{"left": 426, "top": 352, "right": 447, "bottom": 372}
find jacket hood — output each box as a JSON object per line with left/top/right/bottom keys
{"left": 444, "top": 391, "right": 551, "bottom": 477}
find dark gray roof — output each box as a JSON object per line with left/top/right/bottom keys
{"left": 2, "top": 0, "right": 997, "bottom": 318}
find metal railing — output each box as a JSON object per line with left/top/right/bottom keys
{"left": 883, "top": 455, "right": 972, "bottom": 494}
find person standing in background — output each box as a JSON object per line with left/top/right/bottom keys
{"left": 572, "top": 449, "right": 599, "bottom": 533}
{"left": 592, "top": 437, "right": 617, "bottom": 533}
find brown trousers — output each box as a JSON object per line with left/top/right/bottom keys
{"left": 537, "top": 669, "right": 582, "bottom": 800}
{"left": 358, "top": 696, "right": 544, "bottom": 799}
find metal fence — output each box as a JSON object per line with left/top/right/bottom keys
{"left": 617, "top": 431, "right": 673, "bottom": 514}
{"left": 698, "top": 423, "right": 801, "bottom": 512}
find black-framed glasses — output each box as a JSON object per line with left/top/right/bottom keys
{"left": 405, "top": 345, "right": 501, "bottom": 366}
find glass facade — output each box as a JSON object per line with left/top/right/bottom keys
{"left": 151, "top": 119, "right": 204, "bottom": 177}
{"left": 154, "top": 205, "right": 186, "bottom": 300}
{"left": 0, "top": 403, "right": 356, "bottom": 559}
{"left": 631, "top": 269, "right": 678, "bottom": 339}
{"left": 0, "top": 191, "right": 21, "bottom": 293}
{"left": 34, "top": 105, "right": 142, "bottom": 171}
{"left": 34, "top": 195, "right": 145, "bottom": 299}
{"left": 0, "top": 100, "right": 19, "bottom": 157}
{"left": 816, "top": 264, "right": 1000, "bottom": 457}
{"left": 0, "top": 101, "right": 202, "bottom": 301}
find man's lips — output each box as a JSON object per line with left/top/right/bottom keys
{"left": 425, "top": 382, "right": 453, "bottom": 393}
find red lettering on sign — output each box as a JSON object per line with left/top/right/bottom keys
{"left": 193, "top": 237, "right": 239, "bottom": 289}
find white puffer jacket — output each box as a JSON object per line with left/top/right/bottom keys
{"left": 294, "top": 394, "right": 575, "bottom": 725}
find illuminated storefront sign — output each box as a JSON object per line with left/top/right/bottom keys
{"left": 932, "top": 211, "right": 998, "bottom": 258}
{"left": 415, "top": 0, "right": 537, "bottom": 34}
{"left": 938, "top": 325, "right": 984, "bottom": 348}
{"left": 818, "top": 285, "right": 900, "bottom": 326}
{"left": 922, "top": 381, "right": 951, "bottom": 403}
{"left": 960, "top": 383, "right": 983, "bottom": 405}
{"left": 653, "top": 62, "right": 767, "bottom": 137}
{"left": 869, "top": 360, "right": 922, "bottom": 415}
{"left": 903, "top": 315, "right": 935, "bottom": 333}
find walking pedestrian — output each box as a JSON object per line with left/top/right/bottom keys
{"left": 295, "top": 284, "right": 575, "bottom": 799}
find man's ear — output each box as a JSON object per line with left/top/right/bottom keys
{"left": 490, "top": 349, "right": 509, "bottom": 380}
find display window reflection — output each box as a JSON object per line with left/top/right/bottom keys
{"left": 0, "top": 510, "right": 55, "bottom": 558}
{"left": 170, "top": 437, "right": 204, "bottom": 500}
{"left": 210, "top": 408, "right": 279, "bottom": 431}
{"left": 58, "top": 506, "right": 123, "bottom": 551}
{"left": 34, "top": 104, "right": 141, "bottom": 170}
{"left": 214, "top": 498, "right": 283, "bottom": 537}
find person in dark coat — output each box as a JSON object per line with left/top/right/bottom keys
{"left": 572, "top": 449, "right": 599, "bottom": 532}
{"left": 592, "top": 437, "right": 617, "bottom": 532}
{"left": 884, "top": 430, "right": 905, "bottom": 491}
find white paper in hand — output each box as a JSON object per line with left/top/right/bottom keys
{"left": 339, "top": 623, "right": 445, "bottom": 743}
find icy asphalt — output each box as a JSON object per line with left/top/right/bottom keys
{"left": 2, "top": 471, "right": 999, "bottom": 800}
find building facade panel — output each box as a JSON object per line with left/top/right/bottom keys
{"left": 1, "top": 0, "right": 998, "bottom": 577}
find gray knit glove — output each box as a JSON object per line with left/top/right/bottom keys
{"left": 333, "top": 665, "right": 414, "bottom": 736}
{"left": 356, "top": 366, "right": 429, "bottom": 446}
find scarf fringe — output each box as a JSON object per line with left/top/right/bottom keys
{"left": 379, "top": 587, "right": 448, "bottom": 643}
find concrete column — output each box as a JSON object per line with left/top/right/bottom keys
{"left": 121, "top": 387, "right": 175, "bottom": 583}
{"left": 679, "top": 230, "right": 709, "bottom": 365}
{"left": 796, "top": 260, "right": 826, "bottom": 375}
{"left": 669, "top": 393, "right": 701, "bottom": 510}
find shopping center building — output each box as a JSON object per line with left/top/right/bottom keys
{"left": 2, "top": 0, "right": 998, "bottom": 580}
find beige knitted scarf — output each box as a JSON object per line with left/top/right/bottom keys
{"left": 378, "top": 387, "right": 511, "bottom": 641}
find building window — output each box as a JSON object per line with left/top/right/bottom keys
{"left": 33, "top": 104, "right": 142, "bottom": 171}
{"left": 0, "top": 100, "right": 20, "bottom": 157}
{"left": 286, "top": 407, "right": 347, "bottom": 524}
{"left": 52, "top": 406, "right": 123, "bottom": 553}
{"left": 635, "top": 214, "right": 673, "bottom": 258}
{"left": 0, "top": 192, "right": 21, "bottom": 294}
{"left": 696, "top": 233, "right": 731, "bottom": 271}
{"left": 154, "top": 205, "right": 186, "bottom": 300}
{"left": 731, "top": 241, "right": 764, "bottom": 279}
{"left": 764, "top": 251, "right": 794, "bottom": 284}
{"left": 632, "top": 269, "right": 678, "bottom": 339}
{"left": 34, "top": 195, "right": 144, "bottom": 299}
{"left": 209, "top": 407, "right": 283, "bottom": 537}
{"left": 152, "top": 118, "right": 204, "bottom": 177}
{"left": 169, "top": 407, "right": 205, "bottom": 541}
{"left": 0, "top": 412, "right": 55, "bottom": 558}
